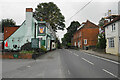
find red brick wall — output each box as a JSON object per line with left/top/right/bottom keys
{"left": 82, "top": 28, "right": 99, "bottom": 46}
{"left": 72, "top": 20, "right": 99, "bottom": 49}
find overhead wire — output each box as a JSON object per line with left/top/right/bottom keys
{"left": 65, "top": 0, "right": 93, "bottom": 22}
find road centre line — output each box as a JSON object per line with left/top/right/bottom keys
{"left": 73, "top": 53, "right": 79, "bottom": 56}
{"left": 67, "top": 50, "right": 79, "bottom": 56}
{"left": 81, "top": 57, "right": 94, "bottom": 65}
{"left": 83, "top": 52, "right": 119, "bottom": 64}
{"left": 102, "top": 69, "right": 119, "bottom": 79}
{"left": 68, "top": 70, "right": 71, "bottom": 75}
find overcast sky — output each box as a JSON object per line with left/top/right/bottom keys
{"left": 0, "top": 0, "right": 119, "bottom": 42}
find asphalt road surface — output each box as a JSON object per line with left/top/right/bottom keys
{"left": 59, "top": 49, "right": 119, "bottom": 79}
{"left": 2, "top": 49, "right": 120, "bottom": 79}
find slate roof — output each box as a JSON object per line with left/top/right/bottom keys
{"left": 103, "top": 15, "right": 120, "bottom": 27}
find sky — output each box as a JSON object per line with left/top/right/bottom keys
{"left": 0, "top": 0, "right": 120, "bottom": 42}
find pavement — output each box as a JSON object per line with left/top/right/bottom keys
{"left": 2, "top": 50, "right": 64, "bottom": 78}
{"left": 80, "top": 49, "right": 120, "bottom": 62}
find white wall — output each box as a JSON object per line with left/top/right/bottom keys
{"left": 105, "top": 21, "right": 119, "bottom": 55}
{"left": 118, "top": 1, "right": 120, "bottom": 15}
{"left": 4, "top": 11, "right": 34, "bottom": 50}
{"left": 105, "top": 22, "right": 119, "bottom": 38}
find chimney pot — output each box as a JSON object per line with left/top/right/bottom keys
{"left": 26, "top": 8, "right": 33, "bottom": 12}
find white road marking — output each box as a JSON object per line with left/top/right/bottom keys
{"left": 27, "top": 66, "right": 31, "bottom": 68}
{"left": 84, "top": 52, "right": 120, "bottom": 64}
{"left": 68, "top": 70, "right": 71, "bottom": 75}
{"left": 73, "top": 53, "right": 79, "bottom": 56}
{"left": 102, "top": 69, "right": 119, "bottom": 78}
{"left": 67, "top": 50, "right": 79, "bottom": 56}
{"left": 82, "top": 57, "right": 94, "bottom": 65}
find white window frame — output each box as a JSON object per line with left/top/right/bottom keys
{"left": 113, "top": 23, "right": 115, "bottom": 30}
{"left": 84, "top": 39, "right": 87, "bottom": 44}
{"left": 119, "top": 37, "right": 120, "bottom": 42}
{"left": 78, "top": 41, "right": 80, "bottom": 47}
{"left": 112, "top": 24, "right": 113, "bottom": 31}
{"left": 108, "top": 38, "right": 114, "bottom": 48}
{"left": 74, "top": 42, "right": 76, "bottom": 46}
{"left": 111, "top": 23, "right": 115, "bottom": 31}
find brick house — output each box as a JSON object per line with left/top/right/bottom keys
{"left": 72, "top": 20, "right": 99, "bottom": 49}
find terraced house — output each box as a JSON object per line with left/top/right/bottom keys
{"left": 104, "top": 15, "right": 120, "bottom": 56}
{"left": 4, "top": 8, "right": 56, "bottom": 51}
{"left": 72, "top": 20, "right": 99, "bottom": 49}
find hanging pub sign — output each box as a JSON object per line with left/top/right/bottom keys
{"left": 37, "top": 22, "right": 46, "bottom": 36}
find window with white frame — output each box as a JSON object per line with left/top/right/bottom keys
{"left": 108, "top": 38, "right": 114, "bottom": 47}
{"left": 78, "top": 41, "right": 80, "bottom": 47}
{"left": 84, "top": 39, "right": 87, "bottom": 44}
{"left": 119, "top": 37, "right": 120, "bottom": 42}
{"left": 111, "top": 23, "right": 115, "bottom": 31}
{"left": 112, "top": 25, "right": 113, "bottom": 31}
{"left": 74, "top": 42, "right": 76, "bottom": 46}
{"left": 114, "top": 23, "right": 115, "bottom": 30}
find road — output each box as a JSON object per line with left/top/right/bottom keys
{"left": 59, "top": 49, "right": 119, "bottom": 79}
{"left": 2, "top": 49, "right": 120, "bottom": 79}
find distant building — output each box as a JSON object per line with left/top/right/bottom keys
{"left": 72, "top": 20, "right": 99, "bottom": 49}
{"left": 4, "top": 8, "right": 56, "bottom": 51}
{"left": 0, "top": 21, "right": 3, "bottom": 51}
{"left": 103, "top": 15, "right": 120, "bottom": 56}
{"left": 0, "top": 33, "right": 3, "bottom": 51}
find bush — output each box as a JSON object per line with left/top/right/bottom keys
{"left": 20, "top": 50, "right": 34, "bottom": 54}
{"left": 97, "top": 33, "right": 106, "bottom": 49}
{"left": 21, "top": 42, "right": 33, "bottom": 51}
{"left": 67, "top": 43, "right": 71, "bottom": 46}
{"left": 40, "top": 46, "right": 47, "bottom": 52}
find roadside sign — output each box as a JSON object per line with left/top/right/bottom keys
{"left": 13, "top": 54, "right": 19, "bottom": 58}
{"left": 31, "top": 38, "right": 39, "bottom": 48}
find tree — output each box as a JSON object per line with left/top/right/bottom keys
{"left": 67, "top": 21, "right": 80, "bottom": 34}
{"left": 0, "top": 21, "right": 2, "bottom": 33}
{"left": 1, "top": 19, "right": 16, "bottom": 33}
{"left": 97, "top": 33, "right": 106, "bottom": 49}
{"left": 56, "top": 37, "right": 62, "bottom": 49}
{"left": 34, "top": 2, "right": 65, "bottom": 31}
{"left": 98, "top": 18, "right": 105, "bottom": 27}
{"left": 62, "top": 21, "right": 80, "bottom": 46}
{"left": 97, "top": 17, "right": 106, "bottom": 49}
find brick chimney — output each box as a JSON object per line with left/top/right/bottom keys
{"left": 26, "top": 8, "right": 33, "bottom": 12}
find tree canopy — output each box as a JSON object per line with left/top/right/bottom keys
{"left": 34, "top": 2, "right": 65, "bottom": 31}
{"left": 98, "top": 17, "right": 105, "bottom": 27}
{"left": 62, "top": 21, "right": 80, "bottom": 46}
{"left": 67, "top": 21, "right": 80, "bottom": 35}
{"left": 97, "top": 17, "right": 106, "bottom": 49}
{"left": 1, "top": 19, "right": 16, "bottom": 33}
